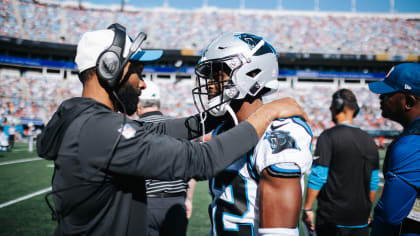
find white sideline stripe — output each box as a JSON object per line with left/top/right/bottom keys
{"left": 0, "top": 187, "right": 52, "bottom": 208}
{"left": 0, "top": 157, "right": 42, "bottom": 166}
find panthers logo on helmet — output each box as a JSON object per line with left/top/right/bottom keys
{"left": 234, "top": 33, "right": 262, "bottom": 49}
{"left": 264, "top": 130, "right": 299, "bottom": 154}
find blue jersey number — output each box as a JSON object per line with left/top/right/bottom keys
{"left": 211, "top": 170, "right": 253, "bottom": 236}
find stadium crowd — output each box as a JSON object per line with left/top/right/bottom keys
{"left": 0, "top": 69, "right": 402, "bottom": 140}
{"left": 1, "top": 0, "right": 419, "bottom": 55}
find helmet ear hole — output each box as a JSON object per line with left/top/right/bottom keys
{"left": 249, "top": 82, "right": 261, "bottom": 95}
{"left": 246, "top": 69, "right": 261, "bottom": 78}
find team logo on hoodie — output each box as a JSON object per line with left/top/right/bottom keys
{"left": 119, "top": 123, "right": 136, "bottom": 139}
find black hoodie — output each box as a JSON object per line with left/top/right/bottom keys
{"left": 37, "top": 97, "right": 258, "bottom": 236}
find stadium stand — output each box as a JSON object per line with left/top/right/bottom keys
{"left": 0, "top": 0, "right": 419, "bottom": 56}
{"left": 0, "top": 66, "right": 403, "bottom": 139}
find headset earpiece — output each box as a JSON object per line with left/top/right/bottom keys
{"left": 353, "top": 101, "right": 360, "bottom": 117}
{"left": 96, "top": 24, "right": 126, "bottom": 91}
{"left": 332, "top": 89, "right": 360, "bottom": 117}
{"left": 332, "top": 90, "right": 345, "bottom": 113}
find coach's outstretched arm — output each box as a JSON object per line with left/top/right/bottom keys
{"left": 127, "top": 97, "right": 309, "bottom": 181}
{"left": 166, "top": 97, "right": 309, "bottom": 139}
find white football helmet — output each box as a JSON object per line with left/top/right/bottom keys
{"left": 140, "top": 80, "right": 160, "bottom": 101}
{"left": 193, "top": 32, "right": 279, "bottom": 117}
{"left": 139, "top": 80, "right": 160, "bottom": 108}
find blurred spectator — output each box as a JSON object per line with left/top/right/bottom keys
{"left": 1, "top": 1, "right": 418, "bottom": 55}
{"left": 7, "top": 124, "right": 15, "bottom": 150}
{"left": 27, "top": 122, "right": 34, "bottom": 152}
{"left": 0, "top": 126, "right": 9, "bottom": 152}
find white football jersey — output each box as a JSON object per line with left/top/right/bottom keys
{"left": 208, "top": 117, "right": 313, "bottom": 236}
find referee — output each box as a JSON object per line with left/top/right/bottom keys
{"left": 137, "top": 80, "right": 196, "bottom": 236}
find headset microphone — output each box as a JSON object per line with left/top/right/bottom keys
{"left": 121, "top": 32, "right": 147, "bottom": 71}
{"left": 114, "top": 32, "right": 148, "bottom": 88}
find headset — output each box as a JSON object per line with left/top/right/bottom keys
{"left": 331, "top": 89, "right": 360, "bottom": 117}
{"left": 96, "top": 23, "right": 147, "bottom": 92}
{"left": 96, "top": 23, "right": 127, "bottom": 91}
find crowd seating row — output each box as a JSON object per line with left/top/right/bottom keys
{"left": 1, "top": 0, "right": 418, "bottom": 55}
{"left": 0, "top": 69, "right": 402, "bottom": 138}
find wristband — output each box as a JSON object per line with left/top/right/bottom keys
{"left": 302, "top": 208, "right": 312, "bottom": 212}
{"left": 258, "top": 227, "right": 298, "bottom": 236}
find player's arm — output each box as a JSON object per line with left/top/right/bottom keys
{"left": 259, "top": 169, "right": 301, "bottom": 233}
{"left": 257, "top": 117, "right": 313, "bottom": 235}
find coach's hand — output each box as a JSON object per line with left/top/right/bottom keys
{"left": 246, "top": 97, "right": 309, "bottom": 138}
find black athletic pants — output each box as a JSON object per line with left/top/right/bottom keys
{"left": 146, "top": 195, "right": 188, "bottom": 236}
{"left": 316, "top": 222, "right": 369, "bottom": 236}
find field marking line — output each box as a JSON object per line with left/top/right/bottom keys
{"left": 0, "top": 157, "right": 42, "bottom": 166}
{"left": 0, "top": 187, "right": 52, "bottom": 209}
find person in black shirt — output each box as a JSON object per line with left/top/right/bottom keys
{"left": 36, "top": 24, "right": 308, "bottom": 236}
{"left": 302, "top": 88, "right": 380, "bottom": 236}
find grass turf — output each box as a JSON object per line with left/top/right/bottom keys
{"left": 0, "top": 142, "right": 386, "bottom": 236}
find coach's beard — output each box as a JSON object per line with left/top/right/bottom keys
{"left": 115, "top": 83, "right": 140, "bottom": 116}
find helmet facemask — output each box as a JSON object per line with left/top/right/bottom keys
{"left": 193, "top": 55, "right": 243, "bottom": 117}
{"left": 193, "top": 32, "right": 279, "bottom": 124}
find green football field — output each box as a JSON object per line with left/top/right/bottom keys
{"left": 0, "top": 142, "right": 385, "bottom": 236}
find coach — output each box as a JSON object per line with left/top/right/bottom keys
{"left": 369, "top": 63, "right": 420, "bottom": 236}
{"left": 36, "top": 23, "right": 308, "bottom": 236}
{"left": 302, "top": 89, "right": 380, "bottom": 236}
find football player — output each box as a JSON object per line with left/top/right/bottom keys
{"left": 193, "top": 32, "right": 313, "bottom": 236}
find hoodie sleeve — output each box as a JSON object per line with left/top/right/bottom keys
{"left": 80, "top": 113, "right": 258, "bottom": 181}
{"left": 163, "top": 113, "right": 225, "bottom": 140}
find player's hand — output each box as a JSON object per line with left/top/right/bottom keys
{"left": 185, "top": 199, "right": 193, "bottom": 219}
{"left": 302, "top": 210, "right": 315, "bottom": 231}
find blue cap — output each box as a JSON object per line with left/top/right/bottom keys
{"left": 369, "top": 63, "right": 420, "bottom": 96}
